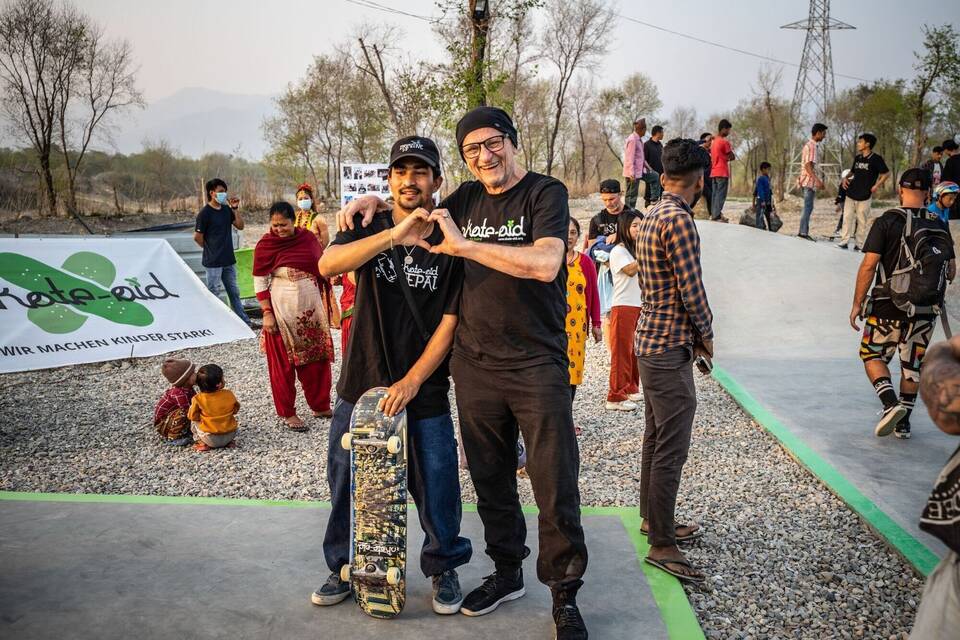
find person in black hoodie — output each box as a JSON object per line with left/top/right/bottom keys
{"left": 941, "top": 139, "right": 960, "bottom": 220}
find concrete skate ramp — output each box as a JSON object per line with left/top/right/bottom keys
{"left": 0, "top": 498, "right": 674, "bottom": 640}
{"left": 699, "top": 221, "right": 955, "bottom": 561}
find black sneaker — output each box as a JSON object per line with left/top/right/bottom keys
{"left": 310, "top": 571, "right": 350, "bottom": 606}
{"left": 553, "top": 591, "right": 588, "bottom": 640}
{"left": 432, "top": 569, "right": 464, "bottom": 615}
{"left": 894, "top": 421, "right": 912, "bottom": 440}
{"left": 460, "top": 567, "right": 525, "bottom": 616}
{"left": 875, "top": 403, "right": 908, "bottom": 437}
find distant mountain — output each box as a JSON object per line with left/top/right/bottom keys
{"left": 106, "top": 87, "right": 277, "bottom": 160}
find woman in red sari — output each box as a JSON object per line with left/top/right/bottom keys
{"left": 254, "top": 201, "right": 335, "bottom": 431}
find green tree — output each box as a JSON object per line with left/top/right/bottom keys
{"left": 908, "top": 25, "right": 960, "bottom": 165}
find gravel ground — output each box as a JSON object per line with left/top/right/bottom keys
{"left": 0, "top": 317, "right": 925, "bottom": 639}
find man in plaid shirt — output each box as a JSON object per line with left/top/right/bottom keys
{"left": 634, "top": 138, "right": 714, "bottom": 585}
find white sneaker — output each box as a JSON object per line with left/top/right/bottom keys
{"left": 605, "top": 400, "right": 638, "bottom": 411}
{"left": 627, "top": 393, "right": 643, "bottom": 402}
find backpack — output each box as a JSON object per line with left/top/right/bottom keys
{"left": 870, "top": 207, "right": 953, "bottom": 317}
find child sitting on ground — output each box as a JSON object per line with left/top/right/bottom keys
{"left": 154, "top": 358, "right": 197, "bottom": 446}
{"left": 187, "top": 364, "right": 240, "bottom": 452}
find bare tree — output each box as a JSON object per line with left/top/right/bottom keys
{"left": 57, "top": 25, "right": 142, "bottom": 216}
{"left": 540, "top": 0, "right": 613, "bottom": 175}
{"left": 669, "top": 106, "right": 698, "bottom": 139}
{"left": 353, "top": 26, "right": 406, "bottom": 137}
{"left": 0, "top": 0, "right": 86, "bottom": 215}
{"left": 569, "top": 77, "right": 593, "bottom": 187}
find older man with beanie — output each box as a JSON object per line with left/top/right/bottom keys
{"left": 338, "top": 106, "right": 589, "bottom": 639}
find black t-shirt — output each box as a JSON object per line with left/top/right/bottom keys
{"left": 644, "top": 139, "right": 664, "bottom": 174}
{"left": 588, "top": 206, "right": 640, "bottom": 240}
{"left": 441, "top": 171, "right": 570, "bottom": 370}
{"left": 846, "top": 153, "right": 889, "bottom": 201}
{"left": 942, "top": 154, "right": 960, "bottom": 185}
{"left": 330, "top": 212, "right": 463, "bottom": 419}
{"left": 862, "top": 207, "right": 955, "bottom": 321}
{"left": 195, "top": 204, "right": 237, "bottom": 267}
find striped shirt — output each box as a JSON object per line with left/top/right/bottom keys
{"left": 798, "top": 139, "right": 819, "bottom": 189}
{"left": 634, "top": 192, "right": 714, "bottom": 356}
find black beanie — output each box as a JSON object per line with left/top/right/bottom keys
{"left": 455, "top": 106, "right": 518, "bottom": 159}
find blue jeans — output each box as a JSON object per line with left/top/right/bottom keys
{"left": 711, "top": 177, "right": 729, "bottom": 219}
{"left": 755, "top": 201, "right": 772, "bottom": 230}
{"left": 800, "top": 187, "right": 816, "bottom": 236}
{"left": 324, "top": 399, "right": 472, "bottom": 577}
{"left": 204, "top": 264, "right": 250, "bottom": 324}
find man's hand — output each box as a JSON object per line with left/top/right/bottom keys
{"left": 591, "top": 326, "right": 602, "bottom": 343}
{"left": 870, "top": 184, "right": 879, "bottom": 194}
{"left": 842, "top": 178, "right": 850, "bottom": 190}
{"left": 391, "top": 209, "right": 433, "bottom": 250}
{"left": 336, "top": 195, "right": 388, "bottom": 232}
{"left": 849, "top": 304, "right": 863, "bottom": 331}
{"left": 427, "top": 209, "right": 469, "bottom": 256}
{"left": 694, "top": 339, "right": 713, "bottom": 372}
{"left": 379, "top": 376, "right": 421, "bottom": 417}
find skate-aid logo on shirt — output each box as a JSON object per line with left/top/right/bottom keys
{"left": 462, "top": 216, "right": 527, "bottom": 243}
{"left": 374, "top": 253, "right": 439, "bottom": 291}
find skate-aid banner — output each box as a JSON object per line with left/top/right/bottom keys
{"left": 0, "top": 238, "right": 254, "bottom": 373}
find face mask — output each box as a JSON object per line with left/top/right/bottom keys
{"left": 298, "top": 198, "right": 312, "bottom": 211}
{"left": 215, "top": 192, "right": 228, "bottom": 205}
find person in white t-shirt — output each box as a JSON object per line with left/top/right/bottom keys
{"left": 606, "top": 210, "right": 644, "bottom": 411}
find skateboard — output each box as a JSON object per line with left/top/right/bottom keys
{"left": 340, "top": 386, "right": 407, "bottom": 619}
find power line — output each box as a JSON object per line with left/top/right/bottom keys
{"left": 342, "top": 0, "right": 438, "bottom": 23}
{"left": 615, "top": 13, "right": 869, "bottom": 84}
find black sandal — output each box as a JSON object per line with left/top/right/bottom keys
{"left": 644, "top": 556, "right": 705, "bottom": 584}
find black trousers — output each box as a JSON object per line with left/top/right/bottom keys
{"left": 451, "top": 356, "right": 587, "bottom": 594}
{"left": 637, "top": 346, "right": 697, "bottom": 547}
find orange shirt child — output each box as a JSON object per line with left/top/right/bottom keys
{"left": 188, "top": 389, "right": 240, "bottom": 435}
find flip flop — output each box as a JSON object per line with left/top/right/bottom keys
{"left": 644, "top": 556, "right": 705, "bottom": 584}
{"left": 640, "top": 522, "right": 703, "bottom": 543}
{"left": 279, "top": 418, "right": 310, "bottom": 433}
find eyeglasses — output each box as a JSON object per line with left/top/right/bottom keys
{"left": 461, "top": 134, "right": 506, "bottom": 159}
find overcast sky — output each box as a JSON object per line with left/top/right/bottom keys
{"left": 78, "top": 0, "right": 955, "bottom": 121}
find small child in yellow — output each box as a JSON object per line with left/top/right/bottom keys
{"left": 187, "top": 364, "right": 239, "bottom": 452}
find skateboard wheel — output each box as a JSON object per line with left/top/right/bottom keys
{"left": 340, "top": 564, "right": 351, "bottom": 582}
{"left": 341, "top": 433, "right": 353, "bottom": 450}
{"left": 386, "top": 567, "right": 401, "bottom": 586}
{"left": 386, "top": 435, "right": 402, "bottom": 454}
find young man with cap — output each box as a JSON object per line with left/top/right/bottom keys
{"left": 314, "top": 136, "right": 472, "bottom": 614}
{"left": 337, "top": 107, "right": 589, "bottom": 639}
{"left": 623, "top": 117, "right": 652, "bottom": 210}
{"left": 849, "top": 168, "right": 956, "bottom": 440}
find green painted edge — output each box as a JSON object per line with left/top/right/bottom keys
{"left": 0, "top": 490, "right": 702, "bottom": 637}
{"left": 712, "top": 365, "right": 939, "bottom": 576}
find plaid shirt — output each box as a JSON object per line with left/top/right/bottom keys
{"left": 154, "top": 386, "right": 195, "bottom": 425}
{"left": 634, "top": 192, "right": 714, "bottom": 356}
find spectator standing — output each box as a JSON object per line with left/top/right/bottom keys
{"left": 833, "top": 169, "right": 851, "bottom": 238}
{"left": 635, "top": 138, "right": 714, "bottom": 584}
{"left": 837, "top": 133, "right": 890, "bottom": 250}
{"left": 565, "top": 218, "right": 602, "bottom": 435}
{"left": 194, "top": 178, "right": 251, "bottom": 325}
{"left": 941, "top": 139, "right": 960, "bottom": 220}
{"left": 710, "top": 119, "right": 735, "bottom": 222}
{"left": 606, "top": 210, "right": 644, "bottom": 412}
{"left": 623, "top": 117, "right": 652, "bottom": 209}
{"left": 642, "top": 126, "right": 665, "bottom": 207}
{"left": 754, "top": 162, "right": 774, "bottom": 231}
{"left": 798, "top": 123, "right": 828, "bottom": 241}
{"left": 699, "top": 133, "right": 714, "bottom": 219}
{"left": 921, "top": 146, "right": 944, "bottom": 187}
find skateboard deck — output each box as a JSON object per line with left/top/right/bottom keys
{"left": 340, "top": 387, "right": 407, "bottom": 619}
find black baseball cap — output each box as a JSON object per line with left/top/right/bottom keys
{"left": 899, "top": 168, "right": 931, "bottom": 191}
{"left": 389, "top": 136, "right": 442, "bottom": 176}
{"left": 599, "top": 179, "right": 621, "bottom": 193}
